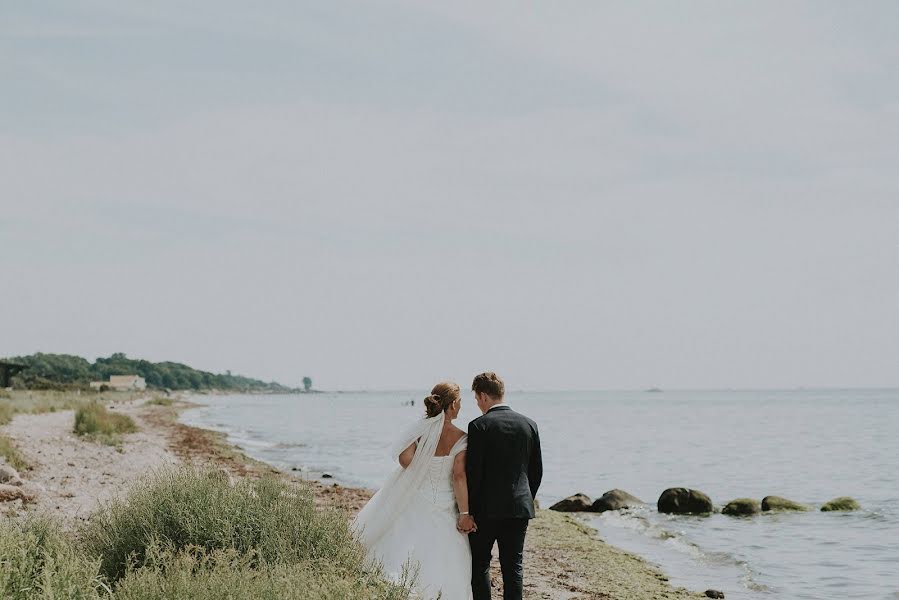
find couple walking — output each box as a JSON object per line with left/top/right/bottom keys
{"left": 353, "top": 372, "right": 543, "bottom": 599}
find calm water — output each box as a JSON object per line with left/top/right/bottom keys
{"left": 181, "top": 389, "right": 899, "bottom": 599}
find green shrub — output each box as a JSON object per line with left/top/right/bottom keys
{"left": 80, "top": 469, "right": 389, "bottom": 586}
{"left": 0, "top": 517, "right": 109, "bottom": 600}
{"left": 114, "top": 543, "right": 410, "bottom": 600}
{"left": 73, "top": 404, "right": 137, "bottom": 445}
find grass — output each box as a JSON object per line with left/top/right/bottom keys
{"left": 0, "top": 390, "right": 93, "bottom": 419}
{"left": 90, "top": 468, "right": 410, "bottom": 598}
{"left": 0, "top": 390, "right": 137, "bottom": 424}
{"left": 143, "top": 396, "right": 173, "bottom": 407}
{"left": 0, "top": 434, "right": 30, "bottom": 471}
{"left": 113, "top": 544, "right": 409, "bottom": 600}
{"left": 73, "top": 404, "right": 138, "bottom": 445}
{"left": 0, "top": 400, "right": 14, "bottom": 425}
{"left": 0, "top": 518, "right": 109, "bottom": 600}
{"left": 0, "top": 468, "right": 409, "bottom": 599}
{"left": 81, "top": 469, "right": 380, "bottom": 582}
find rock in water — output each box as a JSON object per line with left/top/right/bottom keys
{"left": 821, "top": 496, "right": 860, "bottom": 512}
{"left": 761, "top": 495, "right": 809, "bottom": 511}
{"left": 657, "top": 488, "right": 713, "bottom": 514}
{"left": 705, "top": 590, "right": 725, "bottom": 598}
{"left": 722, "top": 498, "right": 761, "bottom": 516}
{"left": 550, "top": 493, "right": 592, "bottom": 512}
{"left": 591, "top": 489, "right": 644, "bottom": 513}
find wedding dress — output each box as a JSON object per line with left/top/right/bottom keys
{"left": 352, "top": 412, "right": 473, "bottom": 599}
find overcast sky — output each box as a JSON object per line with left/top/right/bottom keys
{"left": 1, "top": 2, "right": 897, "bottom": 391}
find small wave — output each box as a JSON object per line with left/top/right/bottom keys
{"left": 594, "top": 509, "right": 773, "bottom": 594}
{"left": 229, "top": 435, "right": 276, "bottom": 450}
{"left": 597, "top": 508, "right": 704, "bottom": 556}
{"left": 273, "top": 442, "right": 308, "bottom": 449}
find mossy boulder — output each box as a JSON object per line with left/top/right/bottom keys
{"left": 820, "top": 496, "right": 860, "bottom": 512}
{"left": 722, "top": 498, "right": 761, "bottom": 516}
{"left": 761, "top": 496, "right": 809, "bottom": 512}
{"left": 550, "top": 493, "right": 592, "bottom": 512}
{"left": 657, "top": 488, "right": 713, "bottom": 514}
{"left": 591, "top": 489, "right": 644, "bottom": 513}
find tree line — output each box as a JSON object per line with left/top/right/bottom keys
{"left": 2, "top": 352, "right": 296, "bottom": 392}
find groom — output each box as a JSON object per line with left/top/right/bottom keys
{"left": 460, "top": 372, "right": 543, "bottom": 600}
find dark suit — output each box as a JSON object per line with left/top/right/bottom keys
{"left": 466, "top": 405, "right": 542, "bottom": 600}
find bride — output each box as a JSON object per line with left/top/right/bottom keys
{"left": 352, "top": 381, "right": 474, "bottom": 599}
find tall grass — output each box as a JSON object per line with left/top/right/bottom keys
{"left": 80, "top": 468, "right": 411, "bottom": 598}
{"left": 1, "top": 469, "right": 410, "bottom": 599}
{"left": 82, "top": 469, "right": 366, "bottom": 580}
{"left": 73, "top": 404, "right": 138, "bottom": 445}
{"left": 0, "top": 390, "right": 94, "bottom": 418}
{"left": 0, "top": 435, "right": 29, "bottom": 471}
{"left": 0, "top": 518, "right": 109, "bottom": 600}
{"left": 0, "top": 399, "right": 14, "bottom": 425}
{"left": 114, "top": 544, "right": 409, "bottom": 600}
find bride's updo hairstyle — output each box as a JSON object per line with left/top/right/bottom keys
{"left": 423, "top": 382, "right": 461, "bottom": 418}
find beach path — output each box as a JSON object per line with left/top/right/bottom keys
{"left": 0, "top": 401, "right": 178, "bottom": 522}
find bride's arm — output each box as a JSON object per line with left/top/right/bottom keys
{"left": 398, "top": 442, "right": 417, "bottom": 468}
{"left": 452, "top": 450, "right": 473, "bottom": 528}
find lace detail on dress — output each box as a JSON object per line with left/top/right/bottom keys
{"left": 416, "top": 435, "right": 467, "bottom": 513}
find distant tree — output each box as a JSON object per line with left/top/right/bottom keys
{"left": 303, "top": 377, "right": 312, "bottom": 392}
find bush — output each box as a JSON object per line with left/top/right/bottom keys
{"left": 114, "top": 543, "right": 410, "bottom": 600}
{"left": 73, "top": 404, "right": 137, "bottom": 445}
{"left": 79, "top": 469, "right": 399, "bottom": 590}
{"left": 0, "top": 518, "right": 108, "bottom": 600}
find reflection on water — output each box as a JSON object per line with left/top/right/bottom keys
{"left": 181, "top": 389, "right": 899, "bottom": 599}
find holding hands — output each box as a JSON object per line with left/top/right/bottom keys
{"left": 456, "top": 513, "right": 477, "bottom": 534}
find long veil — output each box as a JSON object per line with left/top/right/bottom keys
{"left": 351, "top": 411, "right": 445, "bottom": 551}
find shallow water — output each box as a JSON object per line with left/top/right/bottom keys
{"left": 181, "top": 389, "right": 899, "bottom": 599}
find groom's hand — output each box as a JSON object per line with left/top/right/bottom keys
{"left": 457, "top": 514, "right": 476, "bottom": 534}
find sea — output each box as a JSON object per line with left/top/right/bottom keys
{"left": 180, "top": 389, "right": 899, "bottom": 599}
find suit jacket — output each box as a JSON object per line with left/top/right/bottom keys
{"left": 466, "top": 405, "right": 542, "bottom": 520}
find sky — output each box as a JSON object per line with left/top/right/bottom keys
{"left": 1, "top": 1, "right": 898, "bottom": 391}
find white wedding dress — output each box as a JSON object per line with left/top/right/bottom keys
{"left": 352, "top": 412, "right": 473, "bottom": 599}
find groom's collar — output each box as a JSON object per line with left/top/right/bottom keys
{"left": 486, "top": 403, "right": 511, "bottom": 413}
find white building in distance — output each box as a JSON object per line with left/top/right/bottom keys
{"left": 90, "top": 375, "right": 147, "bottom": 391}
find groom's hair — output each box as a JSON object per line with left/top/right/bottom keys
{"left": 471, "top": 372, "right": 504, "bottom": 400}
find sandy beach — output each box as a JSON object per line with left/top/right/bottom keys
{"left": 1, "top": 393, "right": 704, "bottom": 600}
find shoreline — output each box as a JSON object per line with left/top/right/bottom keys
{"left": 1, "top": 392, "right": 705, "bottom": 599}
